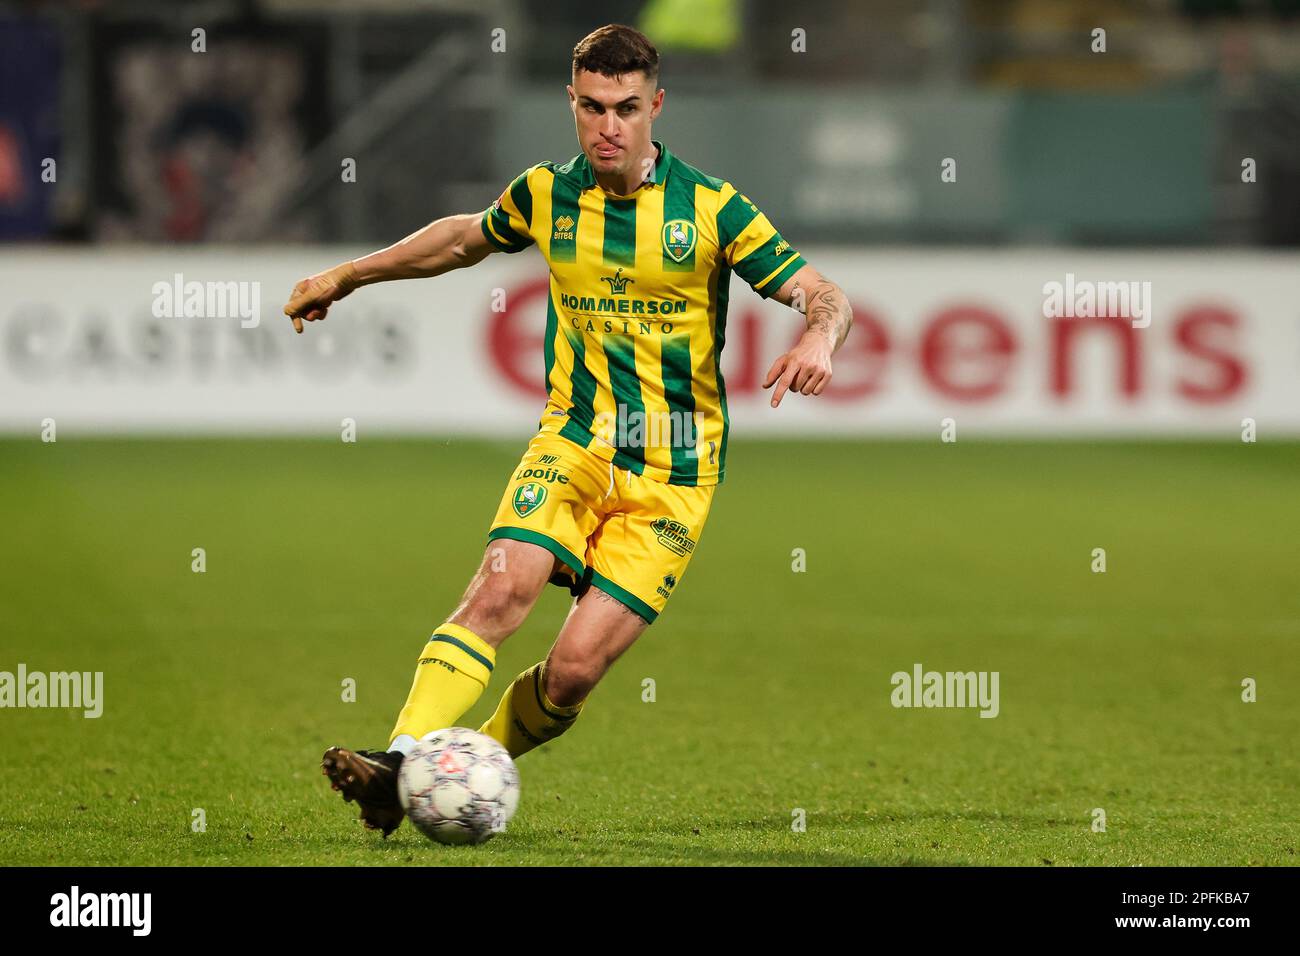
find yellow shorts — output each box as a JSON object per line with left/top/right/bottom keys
{"left": 487, "top": 431, "right": 715, "bottom": 623}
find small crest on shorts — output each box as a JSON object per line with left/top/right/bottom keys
{"left": 512, "top": 482, "right": 548, "bottom": 518}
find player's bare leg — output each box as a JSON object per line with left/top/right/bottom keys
{"left": 478, "top": 582, "right": 648, "bottom": 756}
{"left": 323, "top": 539, "right": 558, "bottom": 835}
{"left": 443, "top": 539, "right": 563, "bottom": 647}
{"left": 544, "top": 585, "right": 649, "bottom": 707}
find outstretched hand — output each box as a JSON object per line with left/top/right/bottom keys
{"left": 283, "top": 261, "right": 360, "bottom": 333}
{"left": 762, "top": 330, "right": 833, "bottom": 407}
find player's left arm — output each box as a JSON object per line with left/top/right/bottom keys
{"left": 762, "top": 263, "right": 854, "bottom": 408}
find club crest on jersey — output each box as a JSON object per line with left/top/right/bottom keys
{"left": 661, "top": 219, "right": 696, "bottom": 263}
{"left": 512, "top": 482, "right": 548, "bottom": 518}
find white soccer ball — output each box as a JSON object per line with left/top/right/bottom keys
{"left": 398, "top": 728, "right": 520, "bottom": 845}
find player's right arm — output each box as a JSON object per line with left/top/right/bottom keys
{"left": 281, "top": 213, "right": 497, "bottom": 334}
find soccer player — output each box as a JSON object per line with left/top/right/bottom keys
{"left": 284, "top": 24, "right": 853, "bottom": 836}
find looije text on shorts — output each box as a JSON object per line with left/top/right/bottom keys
{"left": 50, "top": 886, "right": 151, "bottom": 936}
{"left": 152, "top": 272, "right": 261, "bottom": 328}
{"left": 0, "top": 663, "right": 103, "bottom": 718}
{"left": 891, "top": 663, "right": 999, "bottom": 718}
{"left": 593, "top": 405, "right": 707, "bottom": 455}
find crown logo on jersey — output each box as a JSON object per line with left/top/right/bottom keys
{"left": 601, "top": 268, "right": 635, "bottom": 295}
{"left": 662, "top": 219, "right": 697, "bottom": 263}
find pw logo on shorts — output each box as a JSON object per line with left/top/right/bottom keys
{"left": 512, "top": 482, "right": 547, "bottom": 518}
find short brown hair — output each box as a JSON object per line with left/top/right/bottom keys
{"left": 572, "top": 24, "right": 659, "bottom": 85}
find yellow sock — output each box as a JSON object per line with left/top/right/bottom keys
{"left": 478, "top": 660, "right": 584, "bottom": 759}
{"left": 389, "top": 623, "right": 496, "bottom": 746}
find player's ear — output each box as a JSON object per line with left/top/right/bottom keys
{"left": 650, "top": 87, "right": 664, "bottom": 120}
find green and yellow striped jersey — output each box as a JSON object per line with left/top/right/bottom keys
{"left": 480, "top": 140, "right": 805, "bottom": 486}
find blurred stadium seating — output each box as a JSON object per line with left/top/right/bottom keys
{"left": 3, "top": 0, "right": 1300, "bottom": 245}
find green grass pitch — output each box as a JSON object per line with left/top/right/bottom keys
{"left": 1, "top": 437, "right": 1296, "bottom": 866}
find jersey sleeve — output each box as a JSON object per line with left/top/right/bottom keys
{"left": 480, "top": 167, "right": 537, "bottom": 254}
{"left": 716, "top": 184, "right": 805, "bottom": 298}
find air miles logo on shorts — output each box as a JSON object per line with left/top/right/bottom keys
{"left": 662, "top": 219, "right": 696, "bottom": 263}
{"left": 651, "top": 517, "right": 695, "bottom": 556}
{"left": 512, "top": 482, "right": 548, "bottom": 518}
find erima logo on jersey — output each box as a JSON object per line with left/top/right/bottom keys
{"left": 553, "top": 215, "right": 575, "bottom": 240}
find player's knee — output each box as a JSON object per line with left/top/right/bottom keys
{"left": 461, "top": 576, "right": 537, "bottom": 641}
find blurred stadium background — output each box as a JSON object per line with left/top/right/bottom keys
{"left": 1, "top": 1, "right": 1298, "bottom": 866}
{"left": 5, "top": 0, "right": 1300, "bottom": 246}
{"left": 2, "top": 0, "right": 1299, "bottom": 438}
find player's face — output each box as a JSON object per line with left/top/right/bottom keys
{"left": 568, "top": 69, "right": 663, "bottom": 178}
